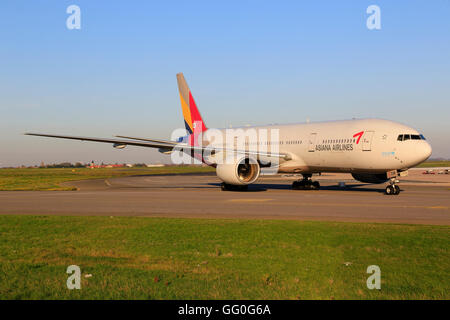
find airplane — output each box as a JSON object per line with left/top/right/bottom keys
{"left": 26, "top": 73, "right": 432, "bottom": 195}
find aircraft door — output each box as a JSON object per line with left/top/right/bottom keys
{"left": 362, "top": 131, "right": 374, "bottom": 151}
{"left": 308, "top": 133, "right": 317, "bottom": 152}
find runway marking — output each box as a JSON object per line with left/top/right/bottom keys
{"left": 228, "top": 199, "right": 274, "bottom": 203}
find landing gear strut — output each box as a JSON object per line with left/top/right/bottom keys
{"left": 292, "top": 174, "right": 320, "bottom": 190}
{"left": 385, "top": 178, "right": 400, "bottom": 195}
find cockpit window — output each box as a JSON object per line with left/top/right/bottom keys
{"left": 398, "top": 133, "right": 427, "bottom": 141}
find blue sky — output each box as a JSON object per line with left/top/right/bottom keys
{"left": 0, "top": 1, "right": 449, "bottom": 166}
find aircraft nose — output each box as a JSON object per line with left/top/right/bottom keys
{"left": 421, "top": 142, "right": 432, "bottom": 162}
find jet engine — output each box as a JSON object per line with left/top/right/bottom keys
{"left": 113, "top": 143, "right": 126, "bottom": 149}
{"left": 351, "top": 173, "right": 389, "bottom": 184}
{"left": 216, "top": 156, "right": 260, "bottom": 185}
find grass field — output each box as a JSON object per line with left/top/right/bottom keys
{"left": 0, "top": 215, "right": 448, "bottom": 300}
{"left": 0, "top": 166, "right": 214, "bottom": 191}
{"left": 416, "top": 161, "right": 450, "bottom": 168}
{"left": 0, "top": 160, "right": 448, "bottom": 191}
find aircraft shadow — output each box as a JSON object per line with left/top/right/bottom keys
{"left": 208, "top": 183, "right": 386, "bottom": 193}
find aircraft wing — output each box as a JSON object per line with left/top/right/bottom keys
{"left": 25, "top": 133, "right": 289, "bottom": 159}
{"left": 115, "top": 135, "right": 179, "bottom": 145}
{"left": 114, "top": 135, "right": 288, "bottom": 158}
{"left": 25, "top": 133, "right": 175, "bottom": 150}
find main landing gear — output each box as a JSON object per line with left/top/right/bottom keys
{"left": 385, "top": 178, "right": 401, "bottom": 195}
{"left": 292, "top": 174, "right": 320, "bottom": 190}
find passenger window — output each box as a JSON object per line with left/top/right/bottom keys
{"left": 397, "top": 135, "right": 403, "bottom": 141}
{"left": 404, "top": 134, "right": 410, "bottom": 141}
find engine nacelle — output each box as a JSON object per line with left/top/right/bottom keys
{"left": 351, "top": 173, "right": 389, "bottom": 184}
{"left": 113, "top": 143, "right": 126, "bottom": 149}
{"left": 216, "top": 156, "right": 260, "bottom": 185}
{"left": 158, "top": 148, "right": 173, "bottom": 154}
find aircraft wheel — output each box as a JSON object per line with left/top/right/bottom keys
{"left": 394, "top": 185, "right": 401, "bottom": 195}
{"left": 305, "top": 180, "right": 315, "bottom": 190}
{"left": 292, "top": 181, "right": 303, "bottom": 190}
{"left": 385, "top": 185, "right": 394, "bottom": 195}
{"left": 312, "top": 181, "right": 320, "bottom": 190}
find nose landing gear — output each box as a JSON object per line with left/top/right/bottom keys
{"left": 292, "top": 174, "right": 320, "bottom": 190}
{"left": 385, "top": 178, "right": 400, "bottom": 195}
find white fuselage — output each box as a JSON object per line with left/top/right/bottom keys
{"left": 206, "top": 118, "right": 432, "bottom": 174}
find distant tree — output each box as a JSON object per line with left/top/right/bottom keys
{"left": 46, "top": 162, "right": 74, "bottom": 168}
{"left": 133, "top": 163, "right": 146, "bottom": 167}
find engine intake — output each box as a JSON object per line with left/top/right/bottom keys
{"left": 216, "top": 157, "right": 260, "bottom": 185}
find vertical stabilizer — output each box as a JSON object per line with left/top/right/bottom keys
{"left": 176, "top": 73, "right": 207, "bottom": 134}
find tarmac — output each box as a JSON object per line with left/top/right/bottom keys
{"left": 0, "top": 168, "right": 449, "bottom": 225}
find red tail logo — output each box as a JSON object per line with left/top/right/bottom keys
{"left": 353, "top": 131, "right": 364, "bottom": 144}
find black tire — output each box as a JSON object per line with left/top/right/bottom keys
{"left": 394, "top": 185, "right": 400, "bottom": 195}
{"left": 293, "top": 181, "right": 307, "bottom": 190}
{"left": 300, "top": 180, "right": 309, "bottom": 190}
{"left": 385, "top": 185, "right": 394, "bottom": 195}
{"left": 312, "top": 181, "right": 320, "bottom": 190}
